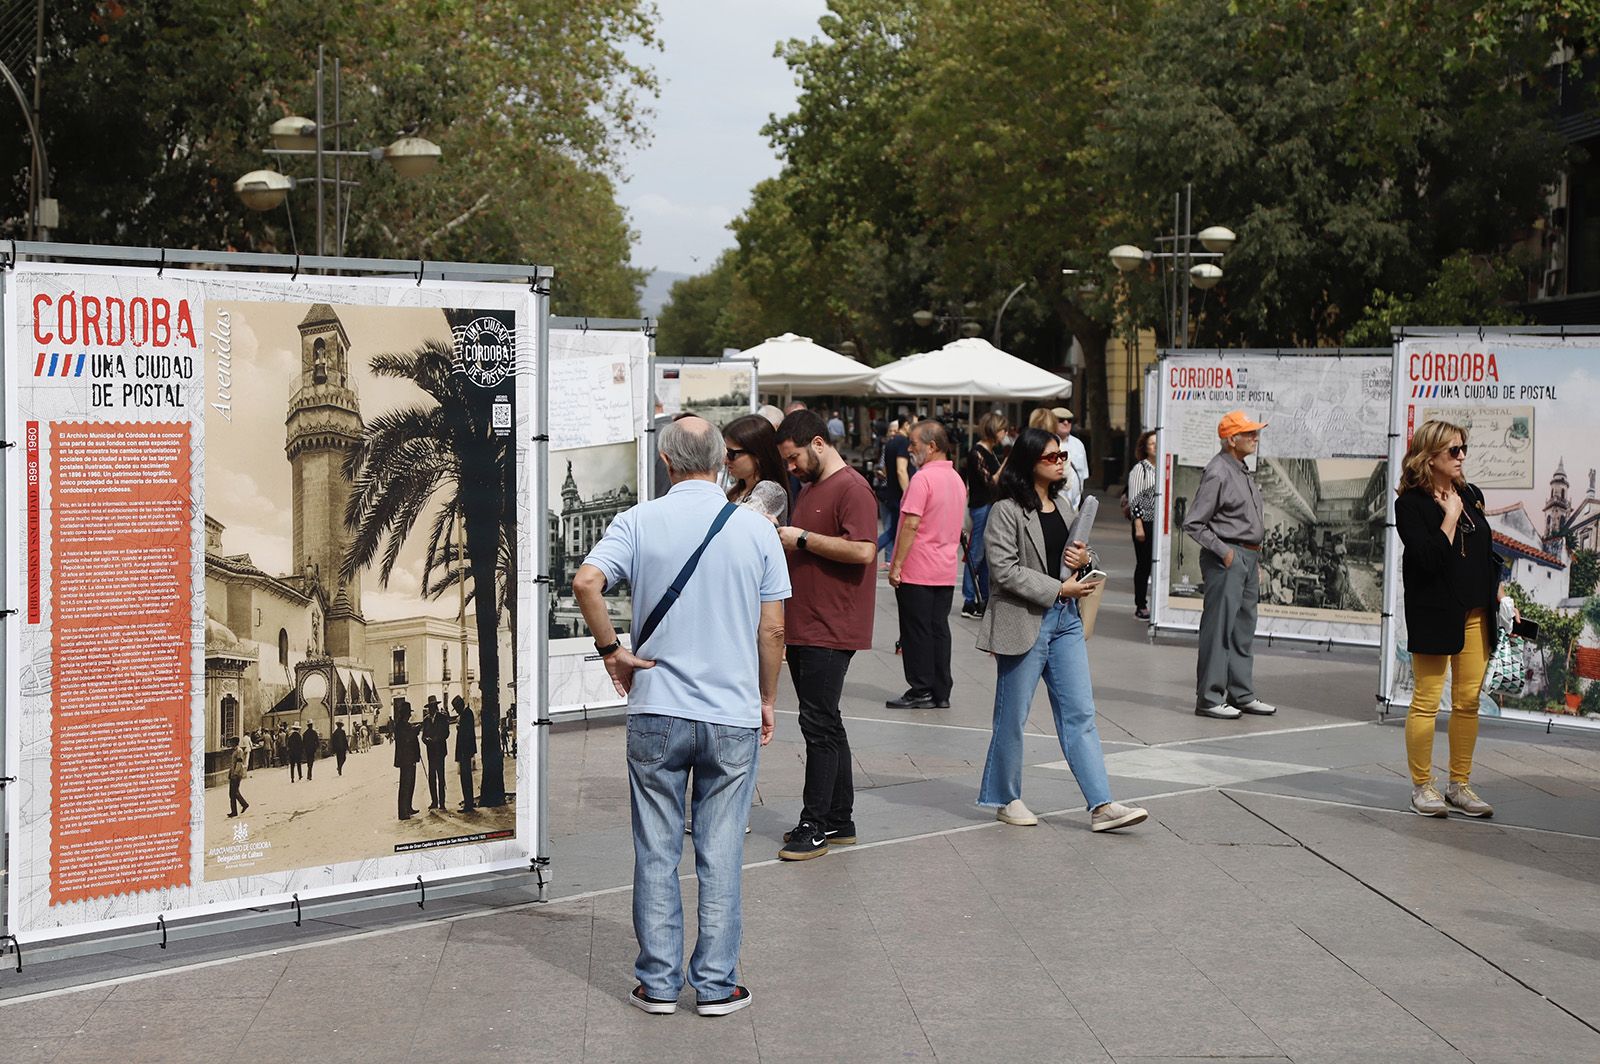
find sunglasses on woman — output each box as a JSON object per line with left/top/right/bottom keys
{"left": 1446, "top": 444, "right": 1468, "bottom": 458}
{"left": 1038, "top": 452, "right": 1065, "bottom": 464}
{"left": 725, "top": 447, "right": 747, "bottom": 462}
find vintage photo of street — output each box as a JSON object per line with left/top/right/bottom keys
{"left": 1167, "top": 457, "right": 1388, "bottom": 621}
{"left": 676, "top": 364, "right": 754, "bottom": 428}
{"left": 547, "top": 439, "right": 639, "bottom": 642}
{"left": 203, "top": 301, "right": 518, "bottom": 880}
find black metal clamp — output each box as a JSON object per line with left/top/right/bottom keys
{"left": 414, "top": 875, "right": 426, "bottom": 909}
{"left": 291, "top": 893, "right": 303, "bottom": 927}
{"left": 156, "top": 248, "right": 167, "bottom": 277}
{"left": 156, "top": 914, "right": 168, "bottom": 949}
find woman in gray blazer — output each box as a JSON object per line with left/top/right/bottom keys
{"left": 976, "top": 428, "right": 1147, "bottom": 832}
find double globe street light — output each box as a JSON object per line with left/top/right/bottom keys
{"left": 234, "top": 47, "right": 442, "bottom": 258}
{"left": 1108, "top": 183, "right": 1236, "bottom": 349}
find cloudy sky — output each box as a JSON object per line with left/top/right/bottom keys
{"left": 621, "top": 0, "right": 829, "bottom": 275}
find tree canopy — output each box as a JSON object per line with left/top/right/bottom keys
{"left": 0, "top": 1, "right": 657, "bottom": 315}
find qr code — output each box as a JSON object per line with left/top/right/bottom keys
{"left": 491, "top": 400, "right": 512, "bottom": 429}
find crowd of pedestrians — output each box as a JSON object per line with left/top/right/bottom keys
{"left": 578, "top": 401, "right": 1511, "bottom": 1019}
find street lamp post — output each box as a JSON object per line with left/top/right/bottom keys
{"left": 234, "top": 46, "right": 442, "bottom": 257}
{"left": 1108, "top": 182, "right": 1235, "bottom": 349}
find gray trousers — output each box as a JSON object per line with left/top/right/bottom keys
{"left": 1196, "top": 545, "right": 1258, "bottom": 708}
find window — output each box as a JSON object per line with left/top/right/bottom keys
{"left": 279, "top": 628, "right": 289, "bottom": 670}
{"left": 391, "top": 647, "right": 407, "bottom": 686}
{"left": 313, "top": 338, "right": 328, "bottom": 383}
{"left": 220, "top": 694, "right": 238, "bottom": 740}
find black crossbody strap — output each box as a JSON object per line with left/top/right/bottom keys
{"left": 636, "top": 502, "right": 738, "bottom": 649}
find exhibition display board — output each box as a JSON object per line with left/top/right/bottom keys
{"left": 545, "top": 325, "right": 652, "bottom": 714}
{"left": 1151, "top": 351, "right": 1391, "bottom": 647}
{"left": 1379, "top": 332, "right": 1600, "bottom": 731}
{"left": 653, "top": 358, "right": 758, "bottom": 429}
{"left": 2, "top": 255, "right": 546, "bottom": 946}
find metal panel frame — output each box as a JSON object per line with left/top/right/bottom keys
{"left": 0, "top": 242, "right": 553, "bottom": 971}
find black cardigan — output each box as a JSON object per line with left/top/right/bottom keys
{"left": 1395, "top": 484, "right": 1501, "bottom": 656}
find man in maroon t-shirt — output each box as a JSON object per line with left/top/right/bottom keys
{"left": 773, "top": 409, "right": 878, "bottom": 861}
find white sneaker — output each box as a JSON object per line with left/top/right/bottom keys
{"left": 1444, "top": 782, "right": 1493, "bottom": 818}
{"left": 1235, "top": 698, "right": 1277, "bottom": 716}
{"left": 1091, "top": 801, "right": 1148, "bottom": 832}
{"left": 1195, "top": 702, "right": 1242, "bottom": 719}
{"left": 996, "top": 799, "right": 1038, "bottom": 826}
{"left": 1410, "top": 782, "right": 1447, "bottom": 817}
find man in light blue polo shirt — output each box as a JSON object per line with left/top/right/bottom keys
{"left": 573, "top": 416, "right": 789, "bottom": 1019}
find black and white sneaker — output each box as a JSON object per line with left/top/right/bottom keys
{"left": 777, "top": 820, "right": 829, "bottom": 861}
{"left": 784, "top": 819, "right": 857, "bottom": 846}
{"left": 696, "top": 985, "right": 752, "bottom": 1016}
{"left": 630, "top": 985, "right": 678, "bottom": 1015}
{"left": 960, "top": 602, "right": 980, "bottom": 619}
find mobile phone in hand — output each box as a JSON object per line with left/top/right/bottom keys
{"left": 1081, "top": 569, "right": 1107, "bottom": 584}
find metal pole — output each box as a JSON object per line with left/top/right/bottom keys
{"left": 992, "top": 280, "right": 1028, "bottom": 349}
{"left": 333, "top": 56, "right": 343, "bottom": 259}
{"left": 1180, "top": 182, "right": 1193, "bottom": 350}
{"left": 1170, "top": 191, "right": 1181, "bottom": 349}
{"left": 534, "top": 284, "right": 552, "bottom": 898}
{"left": 314, "top": 46, "right": 325, "bottom": 259}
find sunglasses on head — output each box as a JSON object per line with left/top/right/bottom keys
{"left": 1447, "top": 444, "right": 1468, "bottom": 458}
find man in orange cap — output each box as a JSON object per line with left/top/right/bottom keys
{"left": 1181, "top": 410, "right": 1277, "bottom": 719}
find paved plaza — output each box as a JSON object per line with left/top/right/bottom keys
{"left": 2, "top": 508, "right": 1598, "bottom": 1063}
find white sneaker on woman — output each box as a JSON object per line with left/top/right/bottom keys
{"left": 1091, "top": 801, "right": 1148, "bottom": 832}
{"left": 996, "top": 799, "right": 1038, "bottom": 826}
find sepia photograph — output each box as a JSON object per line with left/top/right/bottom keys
{"left": 547, "top": 439, "right": 640, "bottom": 641}
{"left": 676, "top": 364, "right": 754, "bottom": 429}
{"left": 202, "top": 300, "right": 518, "bottom": 880}
{"left": 1168, "top": 457, "right": 1387, "bottom": 620}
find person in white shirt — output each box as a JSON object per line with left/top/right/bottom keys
{"left": 1051, "top": 407, "right": 1090, "bottom": 506}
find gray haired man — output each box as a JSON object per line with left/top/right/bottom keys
{"left": 574, "top": 416, "right": 789, "bottom": 1017}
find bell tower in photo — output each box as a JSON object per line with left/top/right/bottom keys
{"left": 286, "top": 303, "right": 366, "bottom": 657}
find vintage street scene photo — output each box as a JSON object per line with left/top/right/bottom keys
{"left": 202, "top": 301, "right": 518, "bottom": 879}
{"left": 676, "top": 364, "right": 754, "bottom": 428}
{"left": 547, "top": 439, "right": 638, "bottom": 642}
{"left": 1167, "top": 457, "right": 1388, "bottom": 622}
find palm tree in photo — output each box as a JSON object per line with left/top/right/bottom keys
{"left": 340, "top": 338, "right": 512, "bottom": 805}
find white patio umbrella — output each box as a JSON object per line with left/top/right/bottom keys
{"left": 731, "top": 332, "right": 878, "bottom": 402}
{"left": 873, "top": 336, "right": 1071, "bottom": 443}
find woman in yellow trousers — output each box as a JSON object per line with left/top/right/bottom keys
{"left": 1394, "top": 419, "right": 1509, "bottom": 818}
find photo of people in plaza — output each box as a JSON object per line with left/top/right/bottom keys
{"left": 202, "top": 300, "right": 519, "bottom": 880}
{"left": 546, "top": 439, "right": 639, "bottom": 642}
{"left": 1167, "top": 457, "right": 1388, "bottom": 622}
{"left": 676, "top": 364, "right": 754, "bottom": 428}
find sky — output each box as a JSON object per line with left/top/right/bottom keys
{"left": 621, "top": 0, "right": 830, "bottom": 276}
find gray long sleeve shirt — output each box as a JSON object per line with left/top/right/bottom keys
{"left": 1183, "top": 449, "right": 1264, "bottom": 559}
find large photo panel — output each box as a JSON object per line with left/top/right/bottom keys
{"left": 1382, "top": 336, "right": 1600, "bottom": 730}
{"left": 5, "top": 264, "right": 539, "bottom": 942}
{"left": 1153, "top": 353, "right": 1390, "bottom": 646}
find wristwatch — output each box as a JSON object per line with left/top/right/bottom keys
{"left": 797, "top": 530, "right": 810, "bottom": 552}
{"left": 594, "top": 638, "right": 622, "bottom": 658}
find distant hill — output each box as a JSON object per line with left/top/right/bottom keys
{"left": 637, "top": 269, "right": 692, "bottom": 318}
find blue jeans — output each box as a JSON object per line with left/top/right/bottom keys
{"left": 962, "top": 504, "right": 991, "bottom": 605}
{"left": 627, "top": 713, "right": 760, "bottom": 1000}
{"left": 877, "top": 499, "right": 900, "bottom": 558}
{"left": 977, "top": 600, "right": 1113, "bottom": 811}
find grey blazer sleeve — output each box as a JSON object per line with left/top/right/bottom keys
{"left": 986, "top": 501, "right": 1065, "bottom": 609}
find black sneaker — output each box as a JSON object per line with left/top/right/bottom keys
{"left": 777, "top": 820, "right": 829, "bottom": 861}
{"left": 784, "top": 819, "right": 857, "bottom": 846}
{"left": 696, "top": 985, "right": 752, "bottom": 1016}
{"left": 960, "top": 602, "right": 980, "bottom": 619}
{"left": 629, "top": 985, "right": 678, "bottom": 1015}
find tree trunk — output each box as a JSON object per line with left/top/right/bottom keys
{"left": 1056, "top": 299, "right": 1112, "bottom": 490}
{"left": 466, "top": 492, "right": 506, "bottom": 806}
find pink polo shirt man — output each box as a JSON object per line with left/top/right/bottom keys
{"left": 897, "top": 458, "right": 965, "bottom": 585}
{"left": 886, "top": 426, "right": 967, "bottom": 709}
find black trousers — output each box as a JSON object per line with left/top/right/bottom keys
{"left": 896, "top": 583, "right": 953, "bottom": 701}
{"left": 398, "top": 762, "right": 417, "bottom": 818}
{"left": 789, "top": 645, "right": 855, "bottom": 829}
{"left": 426, "top": 750, "right": 448, "bottom": 807}
{"left": 459, "top": 762, "right": 475, "bottom": 809}
{"left": 1132, "top": 524, "right": 1153, "bottom": 610}
{"left": 228, "top": 777, "right": 247, "bottom": 815}
{"left": 335, "top": 750, "right": 347, "bottom": 774}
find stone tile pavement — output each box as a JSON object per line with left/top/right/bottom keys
{"left": 3, "top": 503, "right": 1598, "bottom": 1062}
